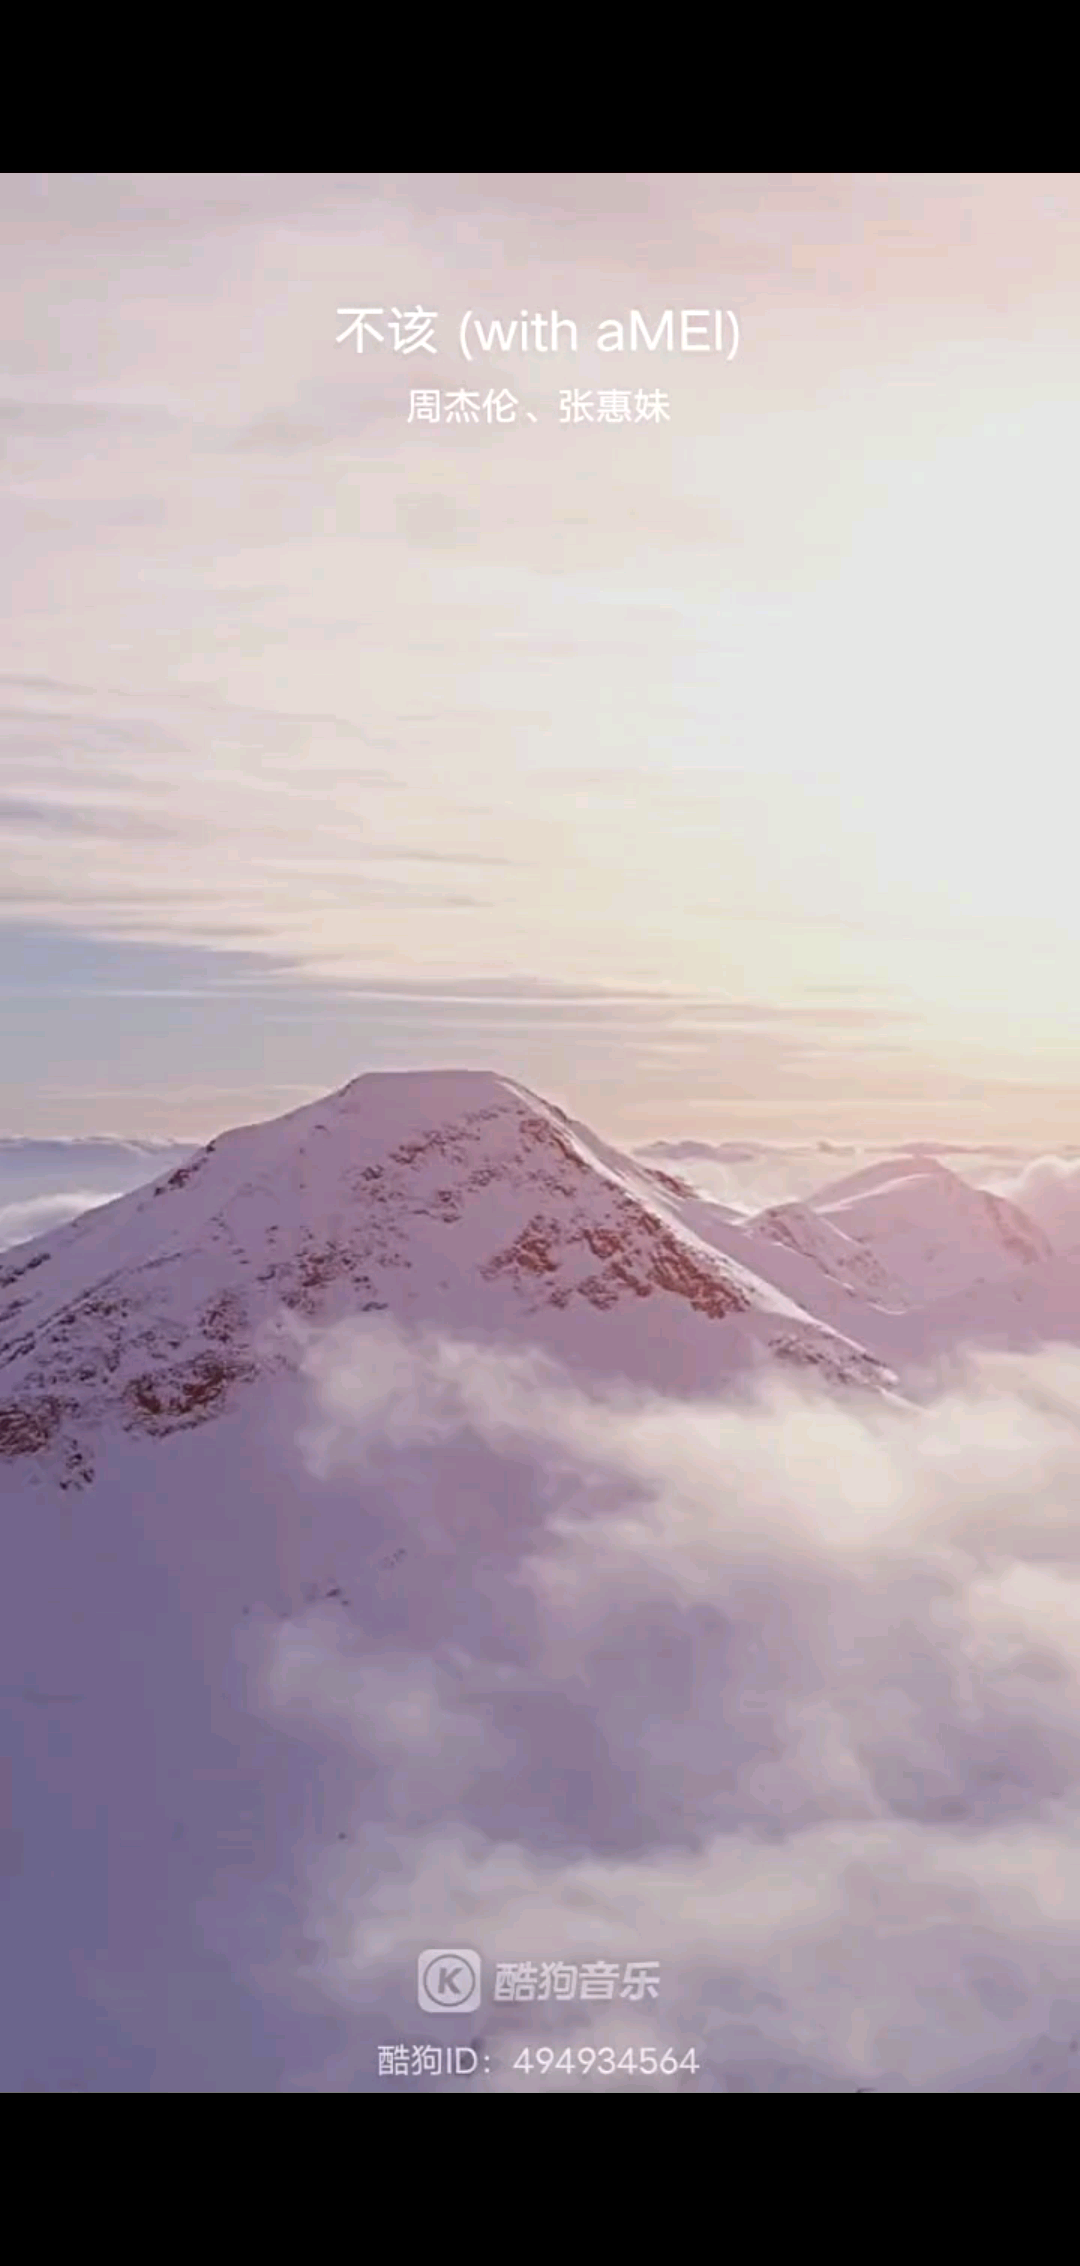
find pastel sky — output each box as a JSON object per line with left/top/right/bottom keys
{"left": 3, "top": 172, "right": 1080, "bottom": 1143}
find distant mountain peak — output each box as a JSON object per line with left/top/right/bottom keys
{"left": 801, "top": 1151, "right": 1052, "bottom": 1304}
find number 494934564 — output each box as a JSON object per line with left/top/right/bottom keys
{"left": 512, "top": 2046, "right": 698, "bottom": 2077}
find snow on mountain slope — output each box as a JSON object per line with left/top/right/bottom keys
{"left": 0, "top": 1071, "right": 894, "bottom": 1488}
{"left": 801, "top": 1156, "right": 1052, "bottom": 1304}
{"left": 642, "top": 1188, "right": 889, "bottom": 1343}
{"left": 684, "top": 1195, "right": 746, "bottom": 1223}
{"left": 740, "top": 1201, "right": 906, "bottom": 1303}
{"left": 653, "top": 1161, "right": 1059, "bottom": 1352}
{"left": 879, "top": 1251, "right": 1080, "bottom": 1362}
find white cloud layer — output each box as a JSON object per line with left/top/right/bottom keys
{"left": 0, "top": 1190, "right": 112, "bottom": 1250}
{"left": 0, "top": 1135, "right": 194, "bottom": 1248}
{"left": 994, "top": 1155, "right": 1080, "bottom": 1252}
{"left": 242, "top": 1318, "right": 1080, "bottom": 2091}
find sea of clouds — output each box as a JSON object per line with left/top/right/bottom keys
{"left": 7, "top": 1120, "right": 1080, "bottom": 2089}
{"left": 231, "top": 1316, "right": 1080, "bottom": 2092}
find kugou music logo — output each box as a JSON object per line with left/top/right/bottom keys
{"left": 417, "top": 1950, "right": 482, "bottom": 2013}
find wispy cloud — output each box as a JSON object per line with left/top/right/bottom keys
{"left": 5, "top": 173, "right": 1080, "bottom": 1133}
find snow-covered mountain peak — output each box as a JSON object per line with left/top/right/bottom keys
{"left": 0, "top": 1071, "right": 894, "bottom": 1487}
{"left": 801, "top": 1154, "right": 1052, "bottom": 1304}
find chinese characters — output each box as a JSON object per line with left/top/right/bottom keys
{"left": 492, "top": 1958, "right": 660, "bottom": 2001}
{"left": 405, "top": 389, "right": 671, "bottom": 425}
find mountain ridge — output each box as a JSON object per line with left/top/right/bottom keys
{"left": 0, "top": 1070, "right": 894, "bottom": 1487}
